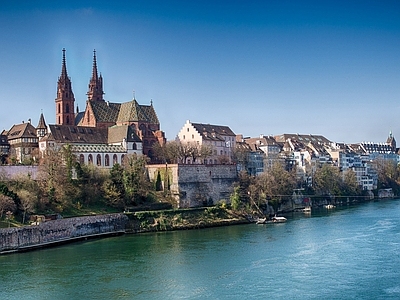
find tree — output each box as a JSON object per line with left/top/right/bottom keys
{"left": 0, "top": 194, "right": 16, "bottom": 219}
{"left": 37, "top": 147, "right": 78, "bottom": 212}
{"left": 253, "top": 162, "right": 296, "bottom": 213}
{"left": 153, "top": 141, "right": 213, "bottom": 164}
{"left": 342, "top": 169, "right": 360, "bottom": 196}
{"left": 373, "top": 158, "right": 400, "bottom": 193}
{"left": 122, "top": 154, "right": 151, "bottom": 205}
{"left": 18, "top": 189, "right": 35, "bottom": 224}
{"left": 313, "top": 164, "right": 342, "bottom": 197}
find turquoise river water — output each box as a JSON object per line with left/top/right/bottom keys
{"left": 1, "top": 199, "right": 400, "bottom": 299}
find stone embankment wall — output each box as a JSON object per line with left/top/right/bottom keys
{"left": 147, "top": 164, "right": 237, "bottom": 208}
{"left": 0, "top": 214, "right": 128, "bottom": 254}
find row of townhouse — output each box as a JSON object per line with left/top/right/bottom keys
{"left": 239, "top": 132, "right": 399, "bottom": 191}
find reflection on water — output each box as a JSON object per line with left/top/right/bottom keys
{"left": 1, "top": 200, "right": 400, "bottom": 299}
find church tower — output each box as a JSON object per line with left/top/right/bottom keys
{"left": 87, "top": 50, "right": 104, "bottom": 101}
{"left": 55, "top": 48, "right": 75, "bottom": 125}
{"left": 36, "top": 112, "right": 47, "bottom": 138}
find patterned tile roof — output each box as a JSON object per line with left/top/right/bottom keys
{"left": 117, "top": 100, "right": 159, "bottom": 124}
{"left": 70, "top": 143, "right": 126, "bottom": 153}
{"left": 90, "top": 101, "right": 121, "bottom": 123}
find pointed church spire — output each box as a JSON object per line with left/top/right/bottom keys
{"left": 92, "top": 49, "right": 98, "bottom": 81}
{"left": 61, "top": 48, "right": 68, "bottom": 78}
{"left": 87, "top": 49, "right": 104, "bottom": 101}
{"left": 55, "top": 48, "right": 75, "bottom": 125}
{"left": 36, "top": 111, "right": 48, "bottom": 138}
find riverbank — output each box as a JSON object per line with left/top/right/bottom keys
{"left": 0, "top": 207, "right": 250, "bottom": 254}
{"left": 125, "top": 206, "right": 250, "bottom": 233}
{"left": 0, "top": 214, "right": 128, "bottom": 254}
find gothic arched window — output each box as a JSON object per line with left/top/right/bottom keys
{"left": 105, "top": 154, "right": 110, "bottom": 166}
{"left": 113, "top": 154, "right": 118, "bottom": 165}
{"left": 97, "top": 154, "right": 101, "bottom": 166}
{"left": 88, "top": 154, "right": 93, "bottom": 164}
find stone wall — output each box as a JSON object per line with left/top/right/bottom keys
{"left": 0, "top": 166, "right": 39, "bottom": 180}
{"left": 0, "top": 213, "right": 128, "bottom": 253}
{"left": 147, "top": 164, "right": 237, "bottom": 208}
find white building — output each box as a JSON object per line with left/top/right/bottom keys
{"left": 177, "top": 120, "right": 236, "bottom": 164}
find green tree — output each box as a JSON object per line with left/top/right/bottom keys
{"left": 254, "top": 162, "right": 296, "bottom": 213}
{"left": 122, "top": 154, "right": 151, "bottom": 205}
{"left": 313, "top": 164, "right": 342, "bottom": 197}
{"left": 342, "top": 169, "right": 360, "bottom": 196}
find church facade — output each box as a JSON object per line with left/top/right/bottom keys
{"left": 39, "top": 49, "right": 165, "bottom": 165}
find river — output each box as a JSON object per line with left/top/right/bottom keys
{"left": 1, "top": 199, "right": 400, "bottom": 299}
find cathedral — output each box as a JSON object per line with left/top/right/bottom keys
{"left": 40, "top": 49, "right": 166, "bottom": 165}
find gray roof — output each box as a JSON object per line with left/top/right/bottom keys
{"left": 108, "top": 125, "right": 141, "bottom": 144}
{"left": 47, "top": 125, "right": 108, "bottom": 144}
{"left": 191, "top": 122, "right": 235, "bottom": 141}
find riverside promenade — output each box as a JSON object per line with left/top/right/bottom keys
{"left": 0, "top": 213, "right": 128, "bottom": 254}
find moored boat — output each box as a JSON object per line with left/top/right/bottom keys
{"left": 325, "top": 204, "right": 335, "bottom": 209}
{"left": 256, "top": 218, "right": 267, "bottom": 224}
{"left": 271, "top": 216, "right": 287, "bottom": 223}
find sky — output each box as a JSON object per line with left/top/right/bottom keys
{"left": 0, "top": 0, "right": 399, "bottom": 143}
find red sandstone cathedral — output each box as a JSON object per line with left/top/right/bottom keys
{"left": 53, "top": 49, "right": 165, "bottom": 160}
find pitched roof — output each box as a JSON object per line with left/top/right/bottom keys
{"left": 191, "top": 122, "right": 236, "bottom": 141}
{"left": 274, "top": 133, "right": 331, "bottom": 144}
{"left": 47, "top": 125, "right": 108, "bottom": 144}
{"left": 36, "top": 113, "right": 47, "bottom": 130}
{"left": 89, "top": 101, "right": 121, "bottom": 123}
{"left": 6, "top": 123, "right": 38, "bottom": 140}
{"left": 117, "top": 100, "right": 159, "bottom": 124}
{"left": 74, "top": 111, "right": 85, "bottom": 125}
{"left": 108, "top": 125, "right": 141, "bottom": 144}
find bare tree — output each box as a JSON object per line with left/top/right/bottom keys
{"left": 18, "top": 189, "right": 35, "bottom": 224}
{"left": 0, "top": 194, "right": 16, "bottom": 219}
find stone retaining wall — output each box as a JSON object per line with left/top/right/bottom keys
{"left": 0, "top": 213, "right": 128, "bottom": 253}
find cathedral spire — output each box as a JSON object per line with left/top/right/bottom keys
{"left": 61, "top": 48, "right": 68, "bottom": 78}
{"left": 55, "top": 48, "right": 75, "bottom": 125}
{"left": 87, "top": 49, "right": 104, "bottom": 101}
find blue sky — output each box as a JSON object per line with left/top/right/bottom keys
{"left": 1, "top": 1, "right": 399, "bottom": 143}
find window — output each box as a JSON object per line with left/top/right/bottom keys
{"left": 105, "top": 154, "right": 110, "bottom": 166}
{"left": 66, "top": 104, "right": 69, "bottom": 113}
{"left": 58, "top": 104, "right": 61, "bottom": 114}
{"left": 132, "top": 143, "right": 137, "bottom": 150}
{"left": 187, "top": 128, "right": 189, "bottom": 132}
{"left": 183, "top": 135, "right": 185, "bottom": 139}
{"left": 192, "top": 134, "right": 194, "bottom": 139}
{"left": 66, "top": 116, "right": 70, "bottom": 124}
{"left": 113, "top": 154, "right": 118, "bottom": 165}
{"left": 97, "top": 154, "right": 101, "bottom": 166}
{"left": 88, "top": 154, "right": 93, "bottom": 164}
{"left": 79, "top": 154, "right": 84, "bottom": 164}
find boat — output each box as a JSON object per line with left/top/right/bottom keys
{"left": 271, "top": 216, "right": 287, "bottom": 223}
{"left": 325, "top": 204, "right": 335, "bottom": 209}
{"left": 303, "top": 207, "right": 311, "bottom": 213}
{"left": 255, "top": 218, "right": 267, "bottom": 224}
